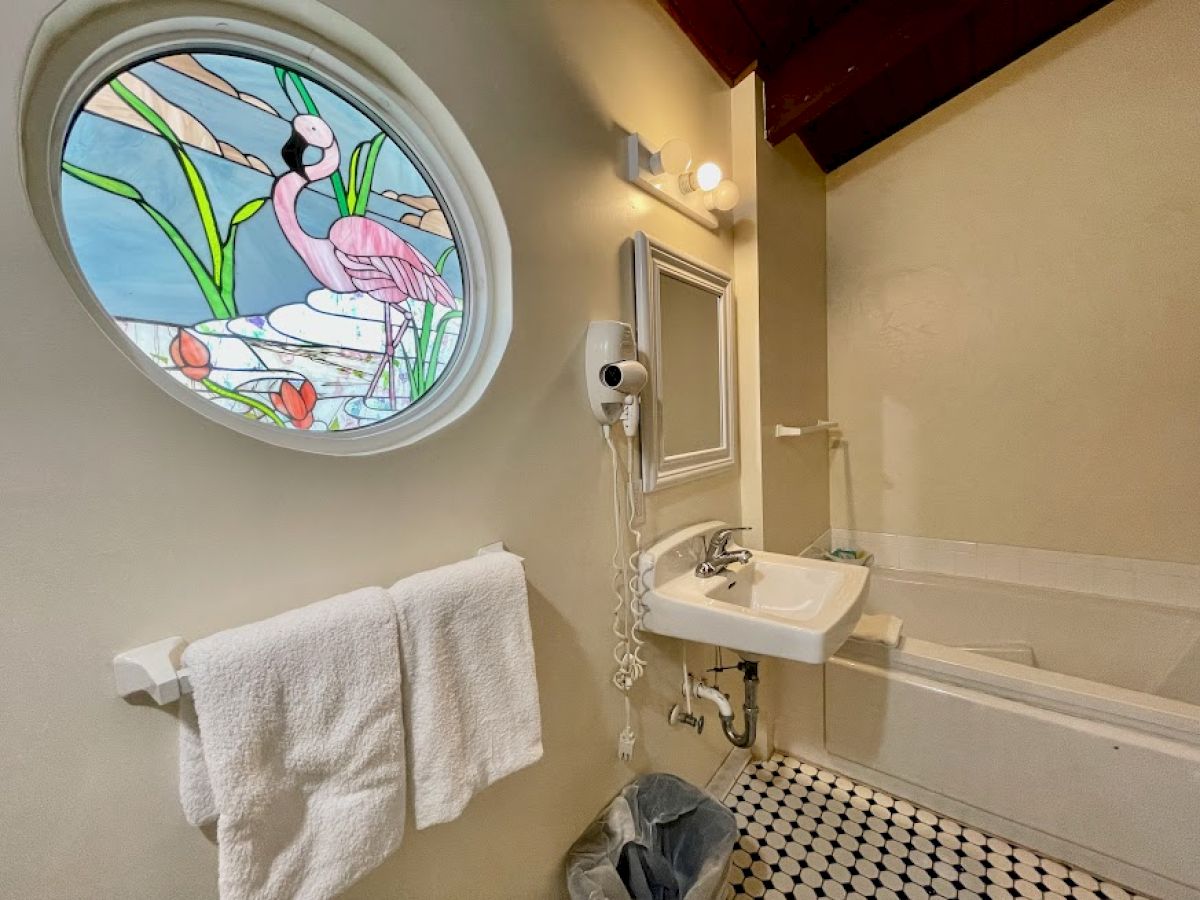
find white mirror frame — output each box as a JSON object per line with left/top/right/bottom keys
{"left": 18, "top": 0, "right": 512, "bottom": 455}
{"left": 633, "top": 231, "right": 737, "bottom": 492}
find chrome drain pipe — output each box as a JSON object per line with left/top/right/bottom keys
{"left": 693, "top": 659, "right": 758, "bottom": 749}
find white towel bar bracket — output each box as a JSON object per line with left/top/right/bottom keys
{"left": 113, "top": 636, "right": 191, "bottom": 704}
{"left": 113, "top": 542, "right": 518, "bottom": 705}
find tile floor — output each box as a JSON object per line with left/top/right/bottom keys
{"left": 722, "top": 754, "right": 1149, "bottom": 900}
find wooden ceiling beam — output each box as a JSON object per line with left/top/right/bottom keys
{"left": 788, "top": 0, "right": 1114, "bottom": 169}
{"left": 763, "top": 0, "right": 987, "bottom": 145}
{"left": 658, "top": 0, "right": 1116, "bottom": 170}
{"left": 734, "top": 0, "right": 861, "bottom": 71}
{"left": 657, "top": 0, "right": 762, "bottom": 85}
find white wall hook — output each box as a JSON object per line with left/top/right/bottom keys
{"left": 113, "top": 636, "right": 189, "bottom": 704}
{"left": 774, "top": 420, "right": 839, "bottom": 437}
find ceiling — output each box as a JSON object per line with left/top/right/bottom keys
{"left": 658, "top": 0, "right": 1115, "bottom": 171}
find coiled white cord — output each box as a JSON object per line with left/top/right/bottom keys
{"left": 624, "top": 437, "right": 647, "bottom": 678}
{"left": 604, "top": 424, "right": 646, "bottom": 759}
{"left": 605, "top": 427, "right": 639, "bottom": 689}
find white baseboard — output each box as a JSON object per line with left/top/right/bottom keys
{"left": 704, "top": 747, "right": 752, "bottom": 801}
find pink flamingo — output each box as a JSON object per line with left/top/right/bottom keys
{"left": 272, "top": 114, "right": 455, "bottom": 408}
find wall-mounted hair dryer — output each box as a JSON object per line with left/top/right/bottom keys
{"left": 586, "top": 321, "right": 648, "bottom": 436}
{"left": 590, "top": 322, "right": 650, "bottom": 756}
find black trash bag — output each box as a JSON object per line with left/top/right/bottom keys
{"left": 566, "top": 772, "right": 738, "bottom": 900}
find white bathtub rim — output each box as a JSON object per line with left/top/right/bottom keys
{"left": 839, "top": 636, "right": 1200, "bottom": 747}
{"left": 872, "top": 565, "right": 1200, "bottom": 618}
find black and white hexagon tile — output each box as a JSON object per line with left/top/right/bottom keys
{"left": 722, "top": 754, "right": 1151, "bottom": 900}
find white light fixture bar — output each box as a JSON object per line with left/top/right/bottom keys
{"left": 624, "top": 133, "right": 719, "bottom": 230}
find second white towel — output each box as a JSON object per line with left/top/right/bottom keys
{"left": 390, "top": 551, "right": 543, "bottom": 829}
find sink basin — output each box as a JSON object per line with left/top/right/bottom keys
{"left": 638, "top": 521, "right": 869, "bottom": 663}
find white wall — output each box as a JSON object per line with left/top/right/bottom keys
{"left": 0, "top": 2, "right": 746, "bottom": 896}
{"left": 827, "top": 0, "right": 1200, "bottom": 565}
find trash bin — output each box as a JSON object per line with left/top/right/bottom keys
{"left": 566, "top": 772, "right": 738, "bottom": 900}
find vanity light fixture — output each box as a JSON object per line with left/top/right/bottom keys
{"left": 624, "top": 133, "right": 737, "bottom": 230}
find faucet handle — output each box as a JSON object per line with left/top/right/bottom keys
{"left": 710, "top": 526, "right": 752, "bottom": 553}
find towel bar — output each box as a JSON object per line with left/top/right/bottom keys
{"left": 113, "top": 542, "right": 519, "bottom": 705}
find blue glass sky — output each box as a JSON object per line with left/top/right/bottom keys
{"left": 61, "top": 51, "right": 462, "bottom": 324}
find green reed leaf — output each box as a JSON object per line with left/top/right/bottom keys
{"left": 63, "top": 161, "right": 143, "bottom": 201}
{"left": 346, "top": 142, "right": 363, "bottom": 213}
{"left": 351, "top": 133, "right": 387, "bottom": 215}
{"left": 434, "top": 246, "right": 456, "bottom": 275}
{"left": 230, "top": 197, "right": 267, "bottom": 227}
{"left": 424, "top": 309, "right": 463, "bottom": 388}
{"left": 109, "top": 76, "right": 223, "bottom": 283}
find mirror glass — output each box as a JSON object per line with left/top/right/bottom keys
{"left": 658, "top": 274, "right": 722, "bottom": 457}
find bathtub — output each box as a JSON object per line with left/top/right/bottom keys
{"left": 823, "top": 568, "right": 1200, "bottom": 899}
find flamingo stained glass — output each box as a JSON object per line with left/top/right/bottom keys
{"left": 60, "top": 50, "right": 466, "bottom": 433}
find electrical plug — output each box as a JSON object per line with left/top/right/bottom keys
{"left": 617, "top": 727, "right": 636, "bottom": 761}
{"left": 620, "top": 396, "right": 640, "bottom": 438}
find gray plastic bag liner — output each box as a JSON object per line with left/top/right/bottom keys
{"left": 566, "top": 772, "right": 738, "bottom": 900}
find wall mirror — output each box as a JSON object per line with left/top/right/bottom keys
{"left": 633, "top": 231, "right": 736, "bottom": 491}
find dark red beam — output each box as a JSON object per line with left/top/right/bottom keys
{"left": 657, "top": 0, "right": 762, "bottom": 85}
{"left": 658, "top": 0, "right": 1116, "bottom": 170}
{"left": 763, "top": 0, "right": 987, "bottom": 145}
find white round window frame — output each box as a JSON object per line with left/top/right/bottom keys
{"left": 19, "top": 0, "right": 511, "bottom": 455}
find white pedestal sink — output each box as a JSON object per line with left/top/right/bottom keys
{"left": 638, "top": 521, "right": 869, "bottom": 663}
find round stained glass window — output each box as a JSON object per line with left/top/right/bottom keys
{"left": 60, "top": 49, "right": 469, "bottom": 440}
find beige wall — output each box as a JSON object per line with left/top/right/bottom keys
{"left": 0, "top": 2, "right": 746, "bottom": 897}
{"left": 757, "top": 137, "right": 829, "bottom": 555}
{"left": 827, "top": 0, "right": 1200, "bottom": 564}
{"left": 730, "top": 77, "right": 829, "bottom": 761}
{"left": 733, "top": 78, "right": 829, "bottom": 556}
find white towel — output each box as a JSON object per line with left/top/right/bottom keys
{"left": 851, "top": 612, "right": 903, "bottom": 647}
{"left": 178, "top": 694, "right": 216, "bottom": 826}
{"left": 178, "top": 587, "right": 406, "bottom": 900}
{"left": 389, "top": 551, "right": 543, "bottom": 829}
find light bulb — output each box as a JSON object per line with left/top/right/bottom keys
{"left": 695, "top": 162, "right": 723, "bottom": 192}
{"left": 704, "top": 179, "right": 740, "bottom": 212}
{"left": 651, "top": 138, "right": 691, "bottom": 176}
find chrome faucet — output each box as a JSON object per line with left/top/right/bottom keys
{"left": 695, "top": 526, "right": 753, "bottom": 578}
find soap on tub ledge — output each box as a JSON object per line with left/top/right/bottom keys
{"left": 848, "top": 612, "right": 902, "bottom": 647}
